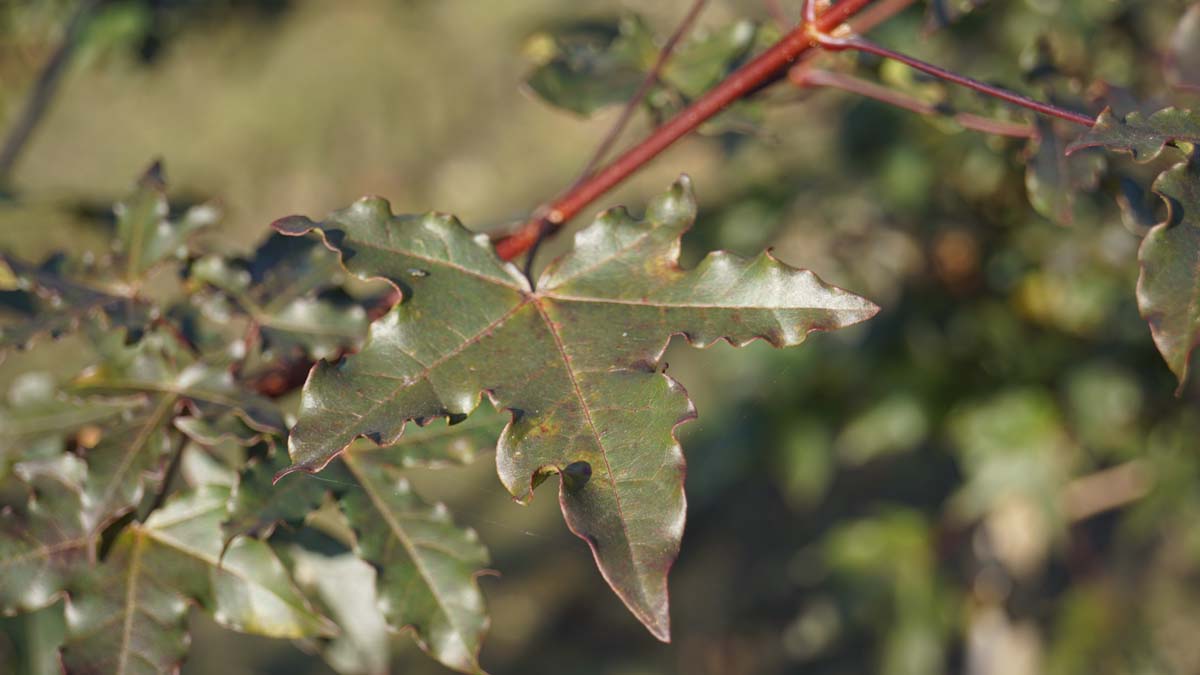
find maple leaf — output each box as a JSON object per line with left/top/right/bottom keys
{"left": 1137, "top": 158, "right": 1200, "bottom": 392}
{"left": 271, "top": 177, "right": 877, "bottom": 640}
{"left": 1067, "top": 107, "right": 1200, "bottom": 162}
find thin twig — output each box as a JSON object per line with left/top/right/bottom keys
{"left": 493, "top": 0, "right": 879, "bottom": 261}
{"left": 794, "top": 68, "right": 1036, "bottom": 138}
{"left": 796, "top": 0, "right": 1094, "bottom": 129}
{"left": 521, "top": 0, "right": 710, "bottom": 286}
{"left": 572, "top": 0, "right": 710, "bottom": 187}
{"left": 0, "top": 0, "right": 103, "bottom": 184}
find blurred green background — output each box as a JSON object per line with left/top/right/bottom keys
{"left": 2, "top": 0, "right": 1199, "bottom": 673}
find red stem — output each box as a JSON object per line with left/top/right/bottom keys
{"left": 494, "top": 0, "right": 878, "bottom": 261}
{"left": 833, "top": 37, "right": 1097, "bottom": 128}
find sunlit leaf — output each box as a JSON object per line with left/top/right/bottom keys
{"left": 114, "top": 162, "right": 218, "bottom": 282}
{"left": 275, "top": 177, "right": 877, "bottom": 641}
{"left": 0, "top": 457, "right": 91, "bottom": 615}
{"left": 1067, "top": 107, "right": 1200, "bottom": 162}
{"left": 61, "top": 486, "right": 333, "bottom": 674}
{"left": 340, "top": 452, "right": 490, "bottom": 675}
{"left": 1137, "top": 158, "right": 1200, "bottom": 391}
{"left": 1026, "top": 119, "right": 1106, "bottom": 225}
{"left": 288, "top": 545, "right": 390, "bottom": 675}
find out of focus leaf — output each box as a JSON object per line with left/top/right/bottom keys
{"left": 1137, "top": 158, "right": 1200, "bottom": 391}
{"left": 114, "top": 162, "right": 218, "bottom": 281}
{"left": 0, "top": 601, "right": 65, "bottom": 675}
{"left": 0, "top": 372, "right": 139, "bottom": 459}
{"left": 275, "top": 177, "right": 876, "bottom": 641}
{"left": 61, "top": 486, "right": 333, "bottom": 673}
{"left": 340, "top": 452, "right": 489, "bottom": 675}
{"left": 1025, "top": 119, "right": 1105, "bottom": 225}
{"left": 0, "top": 254, "right": 153, "bottom": 353}
{"left": 0, "top": 458, "right": 91, "bottom": 615}
{"left": 288, "top": 545, "right": 390, "bottom": 675}
{"left": 524, "top": 16, "right": 655, "bottom": 115}
{"left": 662, "top": 20, "right": 756, "bottom": 98}
{"left": 188, "top": 233, "right": 368, "bottom": 361}
{"left": 1167, "top": 4, "right": 1200, "bottom": 92}
{"left": 924, "top": 0, "right": 988, "bottom": 32}
{"left": 948, "top": 389, "right": 1074, "bottom": 524}
{"left": 1067, "top": 108, "right": 1200, "bottom": 162}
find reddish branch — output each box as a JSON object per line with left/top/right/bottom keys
{"left": 493, "top": 0, "right": 880, "bottom": 261}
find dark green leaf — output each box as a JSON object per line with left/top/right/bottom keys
{"left": 0, "top": 254, "right": 152, "bottom": 354}
{"left": 1026, "top": 119, "right": 1106, "bottom": 225}
{"left": 1137, "top": 158, "right": 1200, "bottom": 391}
{"left": 1067, "top": 108, "right": 1200, "bottom": 162}
{"left": 275, "top": 177, "right": 877, "bottom": 640}
{"left": 924, "top": 0, "right": 988, "bottom": 31}
{"left": 524, "top": 16, "right": 656, "bottom": 116}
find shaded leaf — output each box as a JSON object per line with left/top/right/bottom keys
{"left": 1067, "top": 107, "right": 1200, "bottom": 162}
{"left": 187, "top": 233, "right": 367, "bottom": 360}
{"left": 1026, "top": 119, "right": 1106, "bottom": 225}
{"left": 0, "top": 254, "right": 153, "bottom": 354}
{"left": 661, "top": 20, "right": 756, "bottom": 99}
{"left": 114, "top": 162, "right": 218, "bottom": 281}
{"left": 225, "top": 451, "right": 327, "bottom": 541}
{"left": 1137, "top": 158, "right": 1200, "bottom": 391}
{"left": 924, "top": 0, "right": 988, "bottom": 32}
{"left": 340, "top": 452, "right": 489, "bottom": 675}
{"left": 275, "top": 177, "right": 877, "bottom": 640}
{"left": 1167, "top": 3, "right": 1200, "bottom": 92}
{"left": 0, "top": 372, "right": 140, "bottom": 459}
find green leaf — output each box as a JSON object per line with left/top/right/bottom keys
{"left": 225, "top": 451, "right": 328, "bottom": 541}
{"left": 0, "top": 372, "right": 140, "bottom": 459}
{"left": 61, "top": 486, "right": 334, "bottom": 674}
{"left": 1066, "top": 107, "right": 1200, "bottom": 162}
{"left": 0, "top": 457, "right": 91, "bottom": 615}
{"left": 0, "top": 254, "right": 152, "bottom": 354}
{"left": 1025, "top": 119, "right": 1106, "bottom": 226}
{"left": 340, "top": 452, "right": 489, "bottom": 675}
{"left": 524, "top": 16, "right": 656, "bottom": 116}
{"left": 287, "top": 545, "right": 390, "bottom": 675}
{"left": 274, "top": 177, "right": 877, "bottom": 640}
{"left": 661, "top": 21, "right": 756, "bottom": 99}
{"left": 924, "top": 0, "right": 988, "bottom": 31}
{"left": 188, "top": 233, "right": 368, "bottom": 360}
{"left": 114, "top": 162, "right": 218, "bottom": 282}
{"left": 1137, "top": 158, "right": 1200, "bottom": 391}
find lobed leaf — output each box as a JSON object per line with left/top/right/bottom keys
{"left": 1067, "top": 107, "right": 1200, "bottom": 162}
{"left": 61, "top": 486, "right": 334, "bottom": 674}
{"left": 275, "top": 177, "right": 877, "bottom": 641}
{"left": 340, "top": 453, "right": 490, "bottom": 675}
{"left": 1137, "top": 158, "right": 1200, "bottom": 392}
{"left": 114, "top": 162, "right": 218, "bottom": 282}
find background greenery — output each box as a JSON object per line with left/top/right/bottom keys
{"left": 1, "top": 0, "right": 1198, "bottom": 673}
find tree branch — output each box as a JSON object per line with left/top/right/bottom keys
{"left": 0, "top": 0, "right": 103, "bottom": 185}
{"left": 493, "top": 0, "right": 880, "bottom": 261}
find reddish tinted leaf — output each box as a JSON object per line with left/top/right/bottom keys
{"left": 1067, "top": 107, "right": 1200, "bottom": 162}
{"left": 1137, "top": 158, "right": 1200, "bottom": 392}
{"left": 274, "top": 177, "right": 877, "bottom": 640}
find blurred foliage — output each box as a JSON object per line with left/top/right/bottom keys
{"left": 2, "top": 0, "right": 1200, "bottom": 674}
